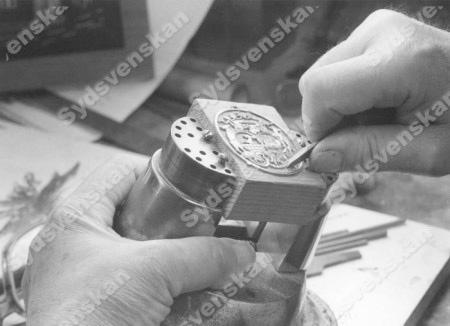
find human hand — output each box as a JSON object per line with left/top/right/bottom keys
{"left": 23, "top": 157, "right": 255, "bottom": 326}
{"left": 300, "top": 9, "right": 450, "bottom": 176}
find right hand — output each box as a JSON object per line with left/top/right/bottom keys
{"left": 300, "top": 9, "right": 450, "bottom": 176}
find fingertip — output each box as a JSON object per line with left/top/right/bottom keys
{"left": 303, "top": 121, "right": 324, "bottom": 142}
{"left": 309, "top": 149, "right": 344, "bottom": 173}
{"left": 305, "top": 126, "right": 323, "bottom": 143}
{"left": 302, "top": 113, "right": 315, "bottom": 141}
{"left": 302, "top": 108, "right": 329, "bottom": 142}
{"left": 218, "top": 238, "right": 256, "bottom": 271}
{"left": 209, "top": 238, "right": 256, "bottom": 289}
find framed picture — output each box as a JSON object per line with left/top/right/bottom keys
{"left": 0, "top": 0, "right": 152, "bottom": 91}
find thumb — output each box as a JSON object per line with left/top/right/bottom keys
{"left": 139, "top": 237, "right": 256, "bottom": 298}
{"left": 309, "top": 124, "right": 450, "bottom": 176}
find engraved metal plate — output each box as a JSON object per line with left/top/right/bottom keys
{"left": 216, "top": 109, "right": 304, "bottom": 175}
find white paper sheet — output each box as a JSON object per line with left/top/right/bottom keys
{"left": 48, "top": 0, "right": 214, "bottom": 122}
{"left": 309, "top": 204, "right": 450, "bottom": 326}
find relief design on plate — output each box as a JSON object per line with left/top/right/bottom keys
{"left": 216, "top": 109, "right": 302, "bottom": 175}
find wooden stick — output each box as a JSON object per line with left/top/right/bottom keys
{"left": 319, "top": 219, "right": 406, "bottom": 244}
{"left": 318, "top": 230, "right": 387, "bottom": 251}
{"left": 316, "top": 239, "right": 369, "bottom": 256}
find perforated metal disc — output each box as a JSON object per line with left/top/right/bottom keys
{"left": 171, "top": 117, "right": 235, "bottom": 176}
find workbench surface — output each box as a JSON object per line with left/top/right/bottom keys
{"left": 347, "top": 172, "right": 450, "bottom": 326}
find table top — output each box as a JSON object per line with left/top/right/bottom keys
{"left": 347, "top": 172, "right": 450, "bottom": 326}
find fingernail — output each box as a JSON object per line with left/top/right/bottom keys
{"left": 304, "top": 125, "right": 322, "bottom": 143}
{"left": 310, "top": 151, "right": 343, "bottom": 173}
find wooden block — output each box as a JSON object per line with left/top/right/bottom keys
{"left": 188, "top": 99, "right": 328, "bottom": 225}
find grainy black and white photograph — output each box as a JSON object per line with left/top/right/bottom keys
{"left": 0, "top": 0, "right": 449, "bottom": 325}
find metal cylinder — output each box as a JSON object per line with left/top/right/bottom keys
{"left": 114, "top": 117, "right": 237, "bottom": 240}
{"left": 114, "top": 150, "right": 223, "bottom": 240}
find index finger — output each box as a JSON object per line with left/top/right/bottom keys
{"left": 52, "top": 155, "right": 147, "bottom": 229}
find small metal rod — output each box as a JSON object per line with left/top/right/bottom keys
{"left": 285, "top": 142, "right": 317, "bottom": 168}
{"left": 278, "top": 213, "right": 327, "bottom": 273}
{"left": 319, "top": 219, "right": 406, "bottom": 244}
{"left": 250, "top": 222, "right": 267, "bottom": 243}
{"left": 317, "top": 230, "right": 387, "bottom": 251}
{"left": 315, "top": 239, "right": 369, "bottom": 256}
{"left": 320, "top": 230, "right": 350, "bottom": 241}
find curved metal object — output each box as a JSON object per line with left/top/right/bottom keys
{"left": 215, "top": 109, "right": 306, "bottom": 175}
{"left": 0, "top": 225, "right": 43, "bottom": 323}
{"left": 114, "top": 100, "right": 338, "bottom": 326}
{"left": 115, "top": 150, "right": 222, "bottom": 240}
{"left": 160, "top": 116, "right": 237, "bottom": 203}
{"left": 297, "top": 291, "right": 338, "bottom": 326}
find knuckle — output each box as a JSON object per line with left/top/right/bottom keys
{"left": 365, "top": 9, "right": 402, "bottom": 26}
{"left": 413, "top": 41, "right": 448, "bottom": 68}
{"left": 299, "top": 70, "right": 325, "bottom": 99}
{"left": 298, "top": 71, "right": 309, "bottom": 96}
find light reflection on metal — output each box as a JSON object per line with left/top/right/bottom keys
{"left": 216, "top": 109, "right": 306, "bottom": 175}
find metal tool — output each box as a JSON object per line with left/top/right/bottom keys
{"left": 316, "top": 229, "right": 388, "bottom": 255}
{"left": 285, "top": 142, "right": 317, "bottom": 168}
{"left": 318, "top": 219, "right": 406, "bottom": 244}
{"left": 114, "top": 99, "right": 338, "bottom": 325}
{"left": 115, "top": 100, "right": 336, "bottom": 269}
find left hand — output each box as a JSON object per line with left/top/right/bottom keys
{"left": 22, "top": 156, "right": 255, "bottom": 326}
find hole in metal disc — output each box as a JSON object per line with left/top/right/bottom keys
{"left": 188, "top": 133, "right": 194, "bottom": 138}
{"left": 184, "top": 148, "right": 191, "bottom": 153}
{"left": 181, "top": 120, "right": 187, "bottom": 125}
{"left": 200, "top": 150, "right": 206, "bottom": 155}
{"left": 175, "top": 126, "right": 182, "bottom": 130}
{"left": 213, "top": 150, "right": 219, "bottom": 155}
{"left": 196, "top": 126, "right": 203, "bottom": 131}
{"left": 210, "top": 164, "right": 217, "bottom": 169}
{"left": 190, "top": 118, "right": 196, "bottom": 122}
{"left": 175, "top": 133, "right": 181, "bottom": 138}
{"left": 225, "top": 169, "right": 232, "bottom": 174}
{"left": 196, "top": 157, "right": 202, "bottom": 162}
